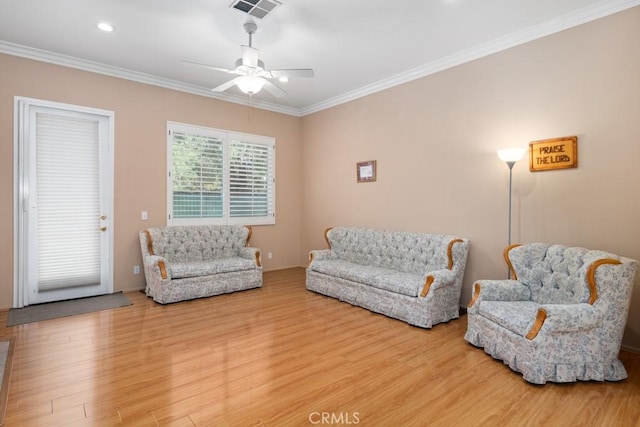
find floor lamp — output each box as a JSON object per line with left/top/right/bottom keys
{"left": 497, "top": 148, "right": 527, "bottom": 278}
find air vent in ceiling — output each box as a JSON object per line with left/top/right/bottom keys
{"left": 230, "top": 0, "right": 282, "bottom": 20}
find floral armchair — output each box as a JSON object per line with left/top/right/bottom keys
{"left": 465, "top": 243, "right": 638, "bottom": 384}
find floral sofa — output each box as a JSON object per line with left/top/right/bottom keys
{"left": 306, "top": 227, "right": 470, "bottom": 328}
{"left": 465, "top": 243, "right": 639, "bottom": 384}
{"left": 139, "top": 225, "right": 262, "bottom": 304}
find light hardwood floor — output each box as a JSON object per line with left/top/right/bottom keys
{"left": 1, "top": 267, "right": 639, "bottom": 426}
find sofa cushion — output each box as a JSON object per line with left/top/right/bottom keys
{"left": 311, "top": 260, "right": 422, "bottom": 297}
{"left": 170, "top": 257, "right": 256, "bottom": 279}
{"left": 507, "top": 244, "right": 623, "bottom": 305}
{"left": 326, "top": 228, "right": 453, "bottom": 275}
{"left": 311, "top": 260, "right": 394, "bottom": 283}
{"left": 369, "top": 272, "right": 423, "bottom": 297}
{"left": 148, "top": 225, "right": 249, "bottom": 262}
{"left": 478, "top": 300, "right": 541, "bottom": 337}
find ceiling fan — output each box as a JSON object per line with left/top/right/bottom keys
{"left": 184, "top": 21, "right": 314, "bottom": 98}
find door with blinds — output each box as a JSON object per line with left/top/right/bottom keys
{"left": 16, "top": 98, "right": 114, "bottom": 306}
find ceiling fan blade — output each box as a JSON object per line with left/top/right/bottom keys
{"left": 241, "top": 46, "right": 259, "bottom": 68}
{"left": 211, "top": 77, "right": 242, "bottom": 93}
{"left": 181, "top": 61, "right": 238, "bottom": 74}
{"left": 261, "top": 80, "right": 287, "bottom": 98}
{"left": 268, "top": 69, "right": 315, "bottom": 79}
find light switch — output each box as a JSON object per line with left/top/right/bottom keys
{"left": 141, "top": 211, "right": 148, "bottom": 221}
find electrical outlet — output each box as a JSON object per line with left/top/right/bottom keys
{"left": 133, "top": 265, "right": 141, "bottom": 275}
{"left": 267, "top": 252, "right": 273, "bottom": 259}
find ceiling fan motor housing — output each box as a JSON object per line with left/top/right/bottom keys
{"left": 244, "top": 22, "right": 258, "bottom": 35}
{"left": 235, "top": 58, "right": 265, "bottom": 72}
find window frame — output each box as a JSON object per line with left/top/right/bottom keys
{"left": 167, "top": 121, "right": 275, "bottom": 226}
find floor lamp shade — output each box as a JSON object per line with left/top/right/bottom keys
{"left": 497, "top": 148, "right": 527, "bottom": 164}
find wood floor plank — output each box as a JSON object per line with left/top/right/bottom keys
{"left": 1, "top": 267, "right": 639, "bottom": 426}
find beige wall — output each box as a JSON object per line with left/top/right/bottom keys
{"left": 301, "top": 8, "right": 640, "bottom": 350}
{"left": 2, "top": 7, "right": 639, "bottom": 350}
{"left": 0, "top": 54, "right": 303, "bottom": 307}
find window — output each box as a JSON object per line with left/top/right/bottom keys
{"left": 167, "top": 122, "right": 275, "bottom": 225}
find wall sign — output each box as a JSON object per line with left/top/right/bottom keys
{"left": 529, "top": 136, "right": 578, "bottom": 172}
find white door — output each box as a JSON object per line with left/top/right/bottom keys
{"left": 15, "top": 98, "right": 114, "bottom": 306}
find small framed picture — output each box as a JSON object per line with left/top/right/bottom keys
{"left": 357, "top": 160, "right": 376, "bottom": 183}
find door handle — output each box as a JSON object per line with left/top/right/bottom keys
{"left": 100, "top": 226, "right": 107, "bottom": 232}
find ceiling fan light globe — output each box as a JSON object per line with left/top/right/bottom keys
{"left": 237, "top": 75, "right": 265, "bottom": 95}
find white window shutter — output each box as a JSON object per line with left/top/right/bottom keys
{"left": 229, "top": 139, "right": 274, "bottom": 220}
{"left": 167, "top": 122, "right": 275, "bottom": 226}
{"left": 170, "top": 131, "right": 224, "bottom": 219}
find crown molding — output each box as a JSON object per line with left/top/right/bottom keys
{"left": 299, "top": 0, "right": 640, "bottom": 116}
{"left": 1, "top": 0, "right": 638, "bottom": 118}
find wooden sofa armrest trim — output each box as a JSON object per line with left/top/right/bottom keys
{"left": 447, "top": 239, "right": 464, "bottom": 270}
{"left": 255, "top": 250, "right": 262, "bottom": 267}
{"left": 525, "top": 308, "right": 547, "bottom": 340}
{"left": 323, "top": 227, "right": 333, "bottom": 249}
{"left": 587, "top": 258, "right": 621, "bottom": 305}
{"left": 504, "top": 244, "right": 521, "bottom": 280}
{"left": 244, "top": 225, "right": 253, "bottom": 247}
{"left": 308, "top": 252, "right": 315, "bottom": 266}
{"left": 143, "top": 230, "right": 155, "bottom": 256}
{"left": 420, "top": 275, "right": 435, "bottom": 297}
{"left": 158, "top": 260, "right": 167, "bottom": 280}
{"left": 467, "top": 282, "right": 481, "bottom": 308}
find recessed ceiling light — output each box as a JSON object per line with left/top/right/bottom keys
{"left": 279, "top": 76, "right": 289, "bottom": 83}
{"left": 97, "top": 22, "right": 114, "bottom": 32}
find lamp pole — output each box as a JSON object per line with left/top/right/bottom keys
{"left": 497, "top": 148, "right": 526, "bottom": 279}
{"left": 506, "top": 160, "right": 516, "bottom": 248}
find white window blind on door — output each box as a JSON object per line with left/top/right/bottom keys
{"left": 35, "top": 113, "right": 101, "bottom": 290}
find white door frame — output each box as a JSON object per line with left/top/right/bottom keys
{"left": 13, "top": 96, "right": 115, "bottom": 307}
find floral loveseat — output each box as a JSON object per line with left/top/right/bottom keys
{"left": 306, "top": 227, "right": 470, "bottom": 328}
{"left": 139, "top": 225, "right": 262, "bottom": 304}
{"left": 465, "top": 243, "right": 639, "bottom": 384}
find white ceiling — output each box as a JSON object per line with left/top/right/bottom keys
{"left": 1, "top": 0, "right": 638, "bottom": 116}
